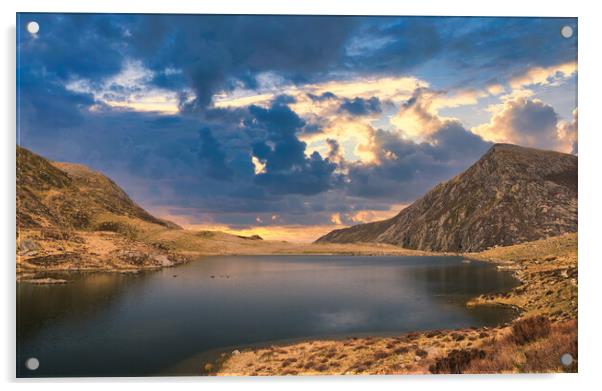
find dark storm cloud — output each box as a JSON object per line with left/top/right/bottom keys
{"left": 326, "top": 139, "right": 341, "bottom": 161}
{"left": 338, "top": 97, "right": 382, "bottom": 116}
{"left": 248, "top": 103, "right": 307, "bottom": 171}
{"left": 18, "top": 66, "right": 95, "bottom": 130}
{"left": 346, "top": 125, "right": 492, "bottom": 201}
{"left": 16, "top": 13, "right": 575, "bottom": 230}
{"left": 18, "top": 15, "right": 577, "bottom": 109}
{"left": 348, "top": 17, "right": 577, "bottom": 88}
{"left": 18, "top": 14, "right": 128, "bottom": 81}
{"left": 248, "top": 102, "right": 340, "bottom": 195}
{"left": 307, "top": 92, "right": 338, "bottom": 102}
{"left": 452, "top": 18, "right": 577, "bottom": 69}
{"left": 348, "top": 17, "right": 443, "bottom": 72}
{"left": 254, "top": 151, "right": 339, "bottom": 196}
{"left": 124, "top": 14, "right": 358, "bottom": 110}
{"left": 197, "top": 128, "right": 233, "bottom": 180}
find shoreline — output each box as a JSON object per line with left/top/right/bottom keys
{"left": 212, "top": 233, "right": 577, "bottom": 375}
{"left": 17, "top": 233, "right": 578, "bottom": 374}
{"left": 17, "top": 247, "right": 457, "bottom": 283}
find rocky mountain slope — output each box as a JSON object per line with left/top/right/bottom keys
{"left": 16, "top": 146, "right": 190, "bottom": 276}
{"left": 316, "top": 144, "right": 577, "bottom": 252}
{"left": 16, "top": 146, "right": 431, "bottom": 279}
{"left": 17, "top": 146, "right": 179, "bottom": 231}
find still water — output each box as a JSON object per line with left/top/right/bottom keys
{"left": 17, "top": 255, "right": 519, "bottom": 377}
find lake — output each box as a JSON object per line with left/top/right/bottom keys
{"left": 17, "top": 255, "right": 519, "bottom": 377}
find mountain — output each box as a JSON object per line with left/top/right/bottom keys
{"left": 17, "top": 146, "right": 180, "bottom": 231}
{"left": 316, "top": 144, "right": 577, "bottom": 252}
{"left": 16, "top": 146, "right": 191, "bottom": 275}
{"left": 16, "top": 147, "right": 431, "bottom": 278}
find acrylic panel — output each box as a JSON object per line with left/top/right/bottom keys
{"left": 16, "top": 13, "right": 578, "bottom": 377}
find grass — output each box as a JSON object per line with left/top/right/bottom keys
{"left": 511, "top": 316, "right": 551, "bottom": 345}
{"left": 17, "top": 212, "right": 438, "bottom": 276}
{"left": 429, "top": 348, "right": 486, "bottom": 374}
{"left": 466, "top": 233, "right": 577, "bottom": 320}
{"left": 465, "top": 319, "right": 577, "bottom": 373}
{"left": 215, "top": 234, "right": 577, "bottom": 376}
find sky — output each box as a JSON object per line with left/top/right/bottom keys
{"left": 17, "top": 14, "right": 578, "bottom": 242}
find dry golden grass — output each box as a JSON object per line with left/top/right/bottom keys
{"left": 17, "top": 211, "right": 435, "bottom": 277}
{"left": 464, "top": 318, "right": 577, "bottom": 373}
{"left": 215, "top": 233, "right": 578, "bottom": 376}
{"left": 466, "top": 233, "right": 577, "bottom": 320}
{"left": 17, "top": 145, "right": 436, "bottom": 276}
{"left": 216, "top": 327, "right": 502, "bottom": 376}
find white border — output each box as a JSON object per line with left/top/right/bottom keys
{"left": 2, "top": 1, "right": 601, "bottom": 390}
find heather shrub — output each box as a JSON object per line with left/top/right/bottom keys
{"left": 429, "top": 349, "right": 486, "bottom": 374}
{"left": 373, "top": 350, "right": 389, "bottom": 359}
{"left": 511, "top": 316, "right": 551, "bottom": 345}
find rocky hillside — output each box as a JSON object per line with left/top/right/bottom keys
{"left": 316, "top": 144, "right": 577, "bottom": 252}
{"left": 17, "top": 146, "right": 179, "bottom": 231}
{"left": 16, "top": 146, "right": 189, "bottom": 277}
{"left": 16, "top": 146, "right": 431, "bottom": 278}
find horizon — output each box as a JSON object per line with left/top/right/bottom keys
{"left": 17, "top": 14, "right": 578, "bottom": 242}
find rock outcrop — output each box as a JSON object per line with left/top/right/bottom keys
{"left": 316, "top": 144, "right": 577, "bottom": 252}
{"left": 17, "top": 146, "right": 181, "bottom": 231}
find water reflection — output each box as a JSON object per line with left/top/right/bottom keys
{"left": 17, "top": 255, "right": 519, "bottom": 377}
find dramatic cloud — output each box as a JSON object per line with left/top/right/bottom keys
{"left": 16, "top": 14, "right": 578, "bottom": 241}
{"left": 345, "top": 122, "right": 491, "bottom": 201}
{"left": 509, "top": 61, "right": 577, "bottom": 89}
{"left": 249, "top": 102, "right": 340, "bottom": 195}
{"left": 197, "top": 128, "right": 233, "bottom": 180}
{"left": 556, "top": 108, "right": 578, "bottom": 154}
{"left": 65, "top": 61, "right": 184, "bottom": 114}
{"left": 127, "top": 15, "right": 358, "bottom": 110}
{"left": 338, "top": 97, "right": 382, "bottom": 116}
{"left": 472, "top": 96, "right": 572, "bottom": 151}
{"left": 389, "top": 87, "right": 488, "bottom": 140}
{"left": 390, "top": 88, "right": 445, "bottom": 139}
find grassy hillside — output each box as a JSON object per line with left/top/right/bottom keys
{"left": 466, "top": 233, "right": 577, "bottom": 320}
{"left": 17, "top": 146, "right": 178, "bottom": 231}
{"left": 16, "top": 146, "right": 431, "bottom": 279}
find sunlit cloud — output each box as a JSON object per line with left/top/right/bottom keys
{"left": 251, "top": 156, "right": 267, "bottom": 175}
{"left": 330, "top": 213, "right": 343, "bottom": 225}
{"left": 65, "top": 60, "right": 185, "bottom": 114}
{"left": 389, "top": 88, "right": 492, "bottom": 141}
{"left": 345, "top": 203, "right": 408, "bottom": 224}
{"left": 151, "top": 201, "right": 406, "bottom": 243}
{"left": 509, "top": 61, "right": 577, "bottom": 89}
{"left": 486, "top": 83, "right": 506, "bottom": 96}
{"left": 301, "top": 118, "right": 378, "bottom": 164}
{"left": 471, "top": 95, "right": 576, "bottom": 153}
{"left": 213, "top": 74, "right": 427, "bottom": 110}
{"left": 19, "top": 14, "right": 578, "bottom": 243}
{"left": 556, "top": 108, "right": 578, "bottom": 154}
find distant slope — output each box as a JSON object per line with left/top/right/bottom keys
{"left": 16, "top": 146, "right": 432, "bottom": 277}
{"left": 316, "top": 144, "right": 577, "bottom": 252}
{"left": 17, "top": 146, "right": 180, "bottom": 231}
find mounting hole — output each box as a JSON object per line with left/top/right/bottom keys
{"left": 26, "top": 21, "right": 39, "bottom": 35}
{"left": 25, "top": 357, "right": 40, "bottom": 371}
{"left": 560, "top": 25, "right": 573, "bottom": 39}
{"left": 560, "top": 353, "right": 573, "bottom": 366}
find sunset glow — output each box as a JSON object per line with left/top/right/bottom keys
{"left": 18, "top": 15, "right": 577, "bottom": 241}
